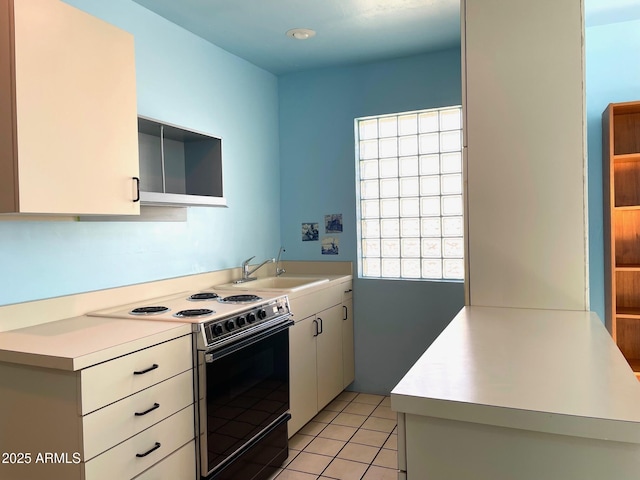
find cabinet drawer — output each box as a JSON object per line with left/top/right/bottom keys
{"left": 80, "top": 335, "right": 192, "bottom": 414}
{"left": 342, "top": 281, "right": 353, "bottom": 301}
{"left": 83, "top": 370, "right": 194, "bottom": 460}
{"left": 289, "top": 284, "right": 343, "bottom": 323}
{"left": 132, "top": 440, "right": 196, "bottom": 480}
{"left": 83, "top": 406, "right": 194, "bottom": 480}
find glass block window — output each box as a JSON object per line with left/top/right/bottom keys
{"left": 356, "top": 106, "right": 464, "bottom": 281}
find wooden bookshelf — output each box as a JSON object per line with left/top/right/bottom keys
{"left": 604, "top": 101, "right": 640, "bottom": 377}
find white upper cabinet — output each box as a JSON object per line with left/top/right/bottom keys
{"left": 0, "top": 0, "right": 139, "bottom": 215}
{"left": 462, "top": 0, "right": 587, "bottom": 311}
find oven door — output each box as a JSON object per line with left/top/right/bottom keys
{"left": 198, "top": 318, "right": 293, "bottom": 479}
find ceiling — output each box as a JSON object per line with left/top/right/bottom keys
{"left": 132, "top": 0, "right": 640, "bottom": 76}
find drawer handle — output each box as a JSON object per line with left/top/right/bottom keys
{"left": 345, "top": 288, "right": 353, "bottom": 293}
{"left": 133, "top": 363, "right": 158, "bottom": 375}
{"left": 136, "top": 442, "right": 161, "bottom": 458}
{"left": 134, "top": 402, "right": 160, "bottom": 417}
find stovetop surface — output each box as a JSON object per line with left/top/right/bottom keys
{"left": 87, "top": 289, "right": 286, "bottom": 324}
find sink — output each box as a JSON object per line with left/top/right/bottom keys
{"left": 215, "top": 276, "right": 330, "bottom": 292}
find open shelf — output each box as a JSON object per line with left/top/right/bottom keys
{"left": 614, "top": 205, "right": 640, "bottom": 211}
{"left": 615, "top": 265, "right": 640, "bottom": 272}
{"left": 614, "top": 160, "right": 640, "bottom": 206}
{"left": 613, "top": 153, "right": 640, "bottom": 163}
{"left": 616, "top": 307, "right": 640, "bottom": 318}
{"left": 137, "top": 116, "right": 226, "bottom": 208}
{"left": 613, "top": 107, "right": 640, "bottom": 155}
{"left": 615, "top": 317, "right": 640, "bottom": 361}
{"left": 614, "top": 210, "right": 640, "bottom": 265}
{"left": 627, "top": 359, "right": 640, "bottom": 377}
{"left": 615, "top": 270, "right": 640, "bottom": 312}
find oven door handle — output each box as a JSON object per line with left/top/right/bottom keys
{"left": 205, "top": 318, "right": 294, "bottom": 362}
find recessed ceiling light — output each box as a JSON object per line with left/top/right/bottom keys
{"left": 286, "top": 28, "right": 316, "bottom": 40}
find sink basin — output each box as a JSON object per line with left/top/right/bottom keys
{"left": 216, "top": 276, "right": 330, "bottom": 292}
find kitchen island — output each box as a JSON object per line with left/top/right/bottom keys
{"left": 391, "top": 306, "right": 640, "bottom": 480}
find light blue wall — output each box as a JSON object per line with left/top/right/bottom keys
{"left": 0, "top": 0, "right": 281, "bottom": 306}
{"left": 279, "top": 50, "right": 466, "bottom": 394}
{"left": 585, "top": 19, "right": 640, "bottom": 322}
{"left": 5, "top": 1, "right": 629, "bottom": 393}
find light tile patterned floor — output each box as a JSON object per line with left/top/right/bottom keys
{"left": 268, "top": 392, "right": 397, "bottom": 480}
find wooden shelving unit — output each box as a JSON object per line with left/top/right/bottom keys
{"left": 603, "top": 101, "right": 640, "bottom": 377}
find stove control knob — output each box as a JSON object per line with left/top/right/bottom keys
{"left": 247, "top": 312, "right": 256, "bottom": 323}
{"left": 236, "top": 316, "right": 246, "bottom": 327}
{"left": 212, "top": 324, "right": 224, "bottom": 336}
{"left": 257, "top": 309, "right": 267, "bottom": 320}
{"left": 225, "top": 319, "right": 236, "bottom": 331}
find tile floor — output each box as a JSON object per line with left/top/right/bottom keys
{"left": 268, "top": 391, "right": 398, "bottom": 480}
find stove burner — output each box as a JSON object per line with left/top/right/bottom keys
{"left": 219, "top": 294, "right": 262, "bottom": 304}
{"left": 130, "top": 306, "right": 169, "bottom": 315}
{"left": 188, "top": 292, "right": 219, "bottom": 301}
{"left": 174, "top": 308, "right": 215, "bottom": 318}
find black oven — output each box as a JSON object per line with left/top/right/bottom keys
{"left": 196, "top": 304, "right": 293, "bottom": 480}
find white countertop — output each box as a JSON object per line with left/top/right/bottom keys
{"left": 0, "top": 270, "right": 352, "bottom": 372}
{"left": 0, "top": 316, "right": 192, "bottom": 371}
{"left": 391, "top": 306, "right": 640, "bottom": 443}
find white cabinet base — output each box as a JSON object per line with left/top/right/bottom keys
{"left": 404, "top": 414, "right": 640, "bottom": 480}
{"left": 287, "top": 279, "right": 354, "bottom": 437}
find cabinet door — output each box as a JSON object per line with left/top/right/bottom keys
{"left": 5, "top": 0, "right": 139, "bottom": 215}
{"left": 316, "top": 304, "right": 344, "bottom": 409}
{"left": 342, "top": 297, "right": 355, "bottom": 388}
{"left": 288, "top": 316, "right": 318, "bottom": 437}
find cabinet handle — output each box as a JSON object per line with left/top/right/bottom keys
{"left": 136, "top": 442, "right": 161, "bottom": 458}
{"left": 313, "top": 319, "right": 319, "bottom": 337}
{"left": 133, "top": 176, "right": 140, "bottom": 202}
{"left": 318, "top": 317, "right": 323, "bottom": 334}
{"left": 134, "top": 402, "right": 160, "bottom": 417}
{"left": 344, "top": 289, "right": 353, "bottom": 293}
{"left": 343, "top": 305, "right": 348, "bottom": 321}
{"left": 133, "top": 363, "right": 158, "bottom": 375}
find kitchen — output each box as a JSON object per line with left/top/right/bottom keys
{"left": 1, "top": 0, "right": 640, "bottom": 479}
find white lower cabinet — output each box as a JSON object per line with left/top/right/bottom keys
{"left": 288, "top": 280, "right": 354, "bottom": 437}
{"left": 289, "top": 315, "right": 319, "bottom": 435}
{"left": 0, "top": 334, "right": 196, "bottom": 480}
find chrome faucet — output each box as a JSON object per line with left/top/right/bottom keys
{"left": 235, "top": 256, "right": 275, "bottom": 283}
{"left": 276, "top": 247, "right": 286, "bottom": 276}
